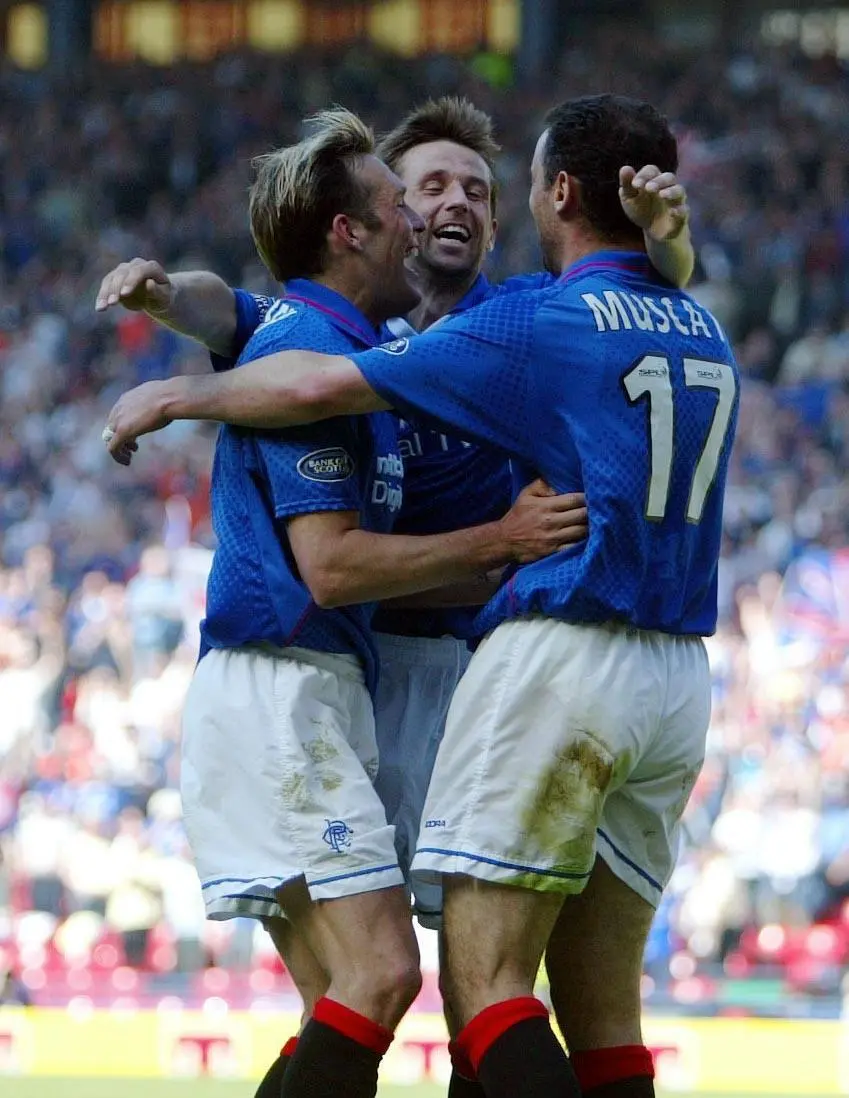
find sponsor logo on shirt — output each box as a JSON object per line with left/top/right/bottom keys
{"left": 297, "top": 447, "right": 355, "bottom": 482}
{"left": 378, "top": 337, "right": 410, "bottom": 356}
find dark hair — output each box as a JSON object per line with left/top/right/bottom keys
{"left": 377, "top": 96, "right": 500, "bottom": 213}
{"left": 250, "top": 108, "right": 381, "bottom": 282}
{"left": 543, "top": 94, "right": 678, "bottom": 242}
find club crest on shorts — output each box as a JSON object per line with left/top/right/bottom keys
{"left": 297, "top": 447, "right": 355, "bottom": 482}
{"left": 323, "top": 818, "right": 354, "bottom": 853}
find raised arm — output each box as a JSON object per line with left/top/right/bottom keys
{"left": 619, "top": 165, "right": 694, "bottom": 288}
{"left": 95, "top": 259, "right": 239, "bottom": 358}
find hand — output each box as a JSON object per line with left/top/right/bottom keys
{"left": 619, "top": 165, "right": 689, "bottom": 242}
{"left": 95, "top": 258, "right": 173, "bottom": 314}
{"left": 500, "top": 480, "right": 588, "bottom": 564}
{"left": 102, "top": 381, "right": 173, "bottom": 465}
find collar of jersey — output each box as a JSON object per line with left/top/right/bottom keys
{"left": 446, "top": 273, "right": 492, "bottom": 316}
{"left": 284, "top": 278, "right": 382, "bottom": 347}
{"left": 558, "top": 250, "right": 652, "bottom": 284}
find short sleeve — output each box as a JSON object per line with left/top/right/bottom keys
{"left": 252, "top": 421, "right": 364, "bottom": 520}
{"left": 239, "top": 304, "right": 369, "bottom": 520}
{"left": 351, "top": 290, "right": 540, "bottom": 462}
{"left": 210, "top": 290, "right": 274, "bottom": 372}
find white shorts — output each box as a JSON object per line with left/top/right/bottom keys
{"left": 372, "top": 632, "right": 471, "bottom": 926}
{"left": 181, "top": 646, "right": 403, "bottom": 921}
{"left": 411, "top": 617, "right": 711, "bottom": 909}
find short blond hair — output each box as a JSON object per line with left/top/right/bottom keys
{"left": 377, "top": 97, "right": 500, "bottom": 213}
{"left": 250, "top": 108, "right": 380, "bottom": 283}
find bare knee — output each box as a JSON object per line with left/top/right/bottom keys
{"left": 442, "top": 876, "right": 563, "bottom": 1027}
{"left": 546, "top": 859, "right": 652, "bottom": 1050}
{"left": 348, "top": 941, "right": 422, "bottom": 1024}
{"left": 278, "top": 884, "right": 422, "bottom": 1031}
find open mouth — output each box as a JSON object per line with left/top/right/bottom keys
{"left": 434, "top": 223, "right": 472, "bottom": 244}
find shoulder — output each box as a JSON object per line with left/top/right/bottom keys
{"left": 237, "top": 300, "right": 311, "bottom": 364}
{"left": 439, "top": 284, "right": 552, "bottom": 332}
{"left": 490, "top": 271, "right": 556, "bottom": 297}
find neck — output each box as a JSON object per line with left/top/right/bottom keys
{"left": 311, "top": 269, "right": 381, "bottom": 329}
{"left": 405, "top": 261, "right": 480, "bottom": 332}
{"left": 554, "top": 229, "right": 646, "bottom": 275}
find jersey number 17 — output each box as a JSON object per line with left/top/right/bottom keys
{"left": 623, "top": 355, "right": 737, "bottom": 525}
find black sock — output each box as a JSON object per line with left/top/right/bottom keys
{"left": 447, "top": 1069, "right": 487, "bottom": 1098}
{"left": 583, "top": 1080, "right": 655, "bottom": 1097}
{"left": 280, "top": 999, "right": 391, "bottom": 1098}
{"left": 476, "top": 1017, "right": 580, "bottom": 1098}
{"left": 253, "top": 1052, "right": 291, "bottom": 1098}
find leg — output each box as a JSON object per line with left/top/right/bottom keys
{"left": 440, "top": 926, "right": 486, "bottom": 1098}
{"left": 372, "top": 635, "right": 476, "bottom": 1094}
{"left": 411, "top": 620, "right": 647, "bottom": 1098}
{"left": 443, "top": 876, "right": 580, "bottom": 1098}
{"left": 182, "top": 647, "right": 413, "bottom": 1098}
{"left": 277, "top": 878, "right": 421, "bottom": 1029}
{"left": 547, "top": 858, "right": 656, "bottom": 1097}
{"left": 277, "top": 879, "right": 421, "bottom": 1098}
{"left": 253, "top": 918, "right": 330, "bottom": 1098}
{"left": 266, "top": 916, "right": 330, "bottom": 1024}
{"left": 548, "top": 633, "right": 712, "bottom": 1098}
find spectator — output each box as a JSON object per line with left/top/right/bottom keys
{"left": 2, "top": 30, "right": 849, "bottom": 1011}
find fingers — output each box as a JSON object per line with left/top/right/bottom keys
{"left": 94, "top": 258, "right": 168, "bottom": 311}
{"left": 519, "top": 477, "right": 556, "bottom": 497}
{"left": 540, "top": 491, "right": 587, "bottom": 513}
{"left": 558, "top": 523, "right": 589, "bottom": 545}
{"left": 624, "top": 165, "right": 686, "bottom": 198}
{"left": 619, "top": 165, "right": 637, "bottom": 195}
{"left": 95, "top": 262, "right": 130, "bottom": 310}
{"left": 107, "top": 436, "right": 138, "bottom": 466}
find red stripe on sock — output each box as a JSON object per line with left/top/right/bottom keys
{"left": 456, "top": 997, "right": 549, "bottom": 1073}
{"left": 571, "top": 1045, "right": 655, "bottom": 1090}
{"left": 312, "top": 997, "right": 393, "bottom": 1056}
{"left": 448, "top": 1038, "right": 477, "bottom": 1081}
{"left": 280, "top": 1036, "right": 299, "bottom": 1058}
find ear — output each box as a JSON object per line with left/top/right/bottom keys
{"left": 330, "top": 212, "right": 363, "bottom": 253}
{"left": 486, "top": 217, "right": 499, "bottom": 253}
{"left": 552, "top": 171, "right": 573, "bottom": 215}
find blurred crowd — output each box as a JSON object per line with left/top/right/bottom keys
{"left": 3, "top": 26, "right": 849, "bottom": 1012}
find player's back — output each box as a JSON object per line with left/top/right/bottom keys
{"left": 512, "top": 253, "right": 739, "bottom": 636}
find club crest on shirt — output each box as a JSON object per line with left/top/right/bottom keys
{"left": 377, "top": 337, "right": 410, "bottom": 356}
{"left": 297, "top": 447, "right": 355, "bottom": 482}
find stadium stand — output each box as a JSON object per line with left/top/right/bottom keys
{"left": 2, "top": 28, "right": 849, "bottom": 1015}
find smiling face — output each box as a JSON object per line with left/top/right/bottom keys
{"left": 395, "top": 139, "right": 496, "bottom": 280}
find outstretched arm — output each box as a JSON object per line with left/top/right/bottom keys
{"left": 103, "top": 291, "right": 538, "bottom": 465}
{"left": 620, "top": 165, "right": 694, "bottom": 288}
{"left": 103, "top": 352, "right": 381, "bottom": 463}
{"left": 95, "top": 259, "right": 239, "bottom": 358}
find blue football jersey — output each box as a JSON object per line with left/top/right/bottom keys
{"left": 353, "top": 250, "right": 739, "bottom": 638}
{"left": 201, "top": 280, "right": 403, "bottom": 694}
{"left": 372, "top": 276, "right": 512, "bottom": 640}
{"left": 221, "top": 280, "right": 515, "bottom": 642}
